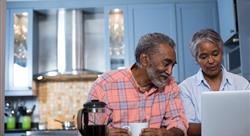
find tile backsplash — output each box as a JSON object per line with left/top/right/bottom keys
{"left": 38, "top": 80, "right": 94, "bottom": 129}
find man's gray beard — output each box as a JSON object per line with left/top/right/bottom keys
{"left": 146, "top": 66, "right": 167, "bottom": 90}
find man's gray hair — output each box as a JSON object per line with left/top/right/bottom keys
{"left": 135, "top": 32, "right": 176, "bottom": 65}
{"left": 190, "top": 28, "right": 224, "bottom": 58}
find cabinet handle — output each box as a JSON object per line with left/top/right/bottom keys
{"left": 28, "top": 86, "right": 32, "bottom": 90}
{"left": 230, "top": 29, "right": 235, "bottom": 33}
{"left": 232, "top": 38, "right": 239, "bottom": 43}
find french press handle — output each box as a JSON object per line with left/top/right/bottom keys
{"left": 77, "top": 109, "right": 87, "bottom": 136}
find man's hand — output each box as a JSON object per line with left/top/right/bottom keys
{"left": 141, "top": 128, "right": 184, "bottom": 136}
{"left": 108, "top": 127, "right": 130, "bottom": 136}
{"left": 140, "top": 128, "right": 166, "bottom": 136}
{"left": 187, "top": 123, "right": 201, "bottom": 136}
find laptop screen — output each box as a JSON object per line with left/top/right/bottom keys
{"left": 201, "top": 91, "right": 250, "bottom": 136}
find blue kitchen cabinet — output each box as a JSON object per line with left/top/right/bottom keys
{"left": 176, "top": 2, "right": 219, "bottom": 82}
{"left": 5, "top": 0, "right": 219, "bottom": 84}
{"left": 219, "top": 0, "right": 241, "bottom": 75}
{"left": 5, "top": 9, "right": 37, "bottom": 96}
{"left": 104, "top": 4, "right": 177, "bottom": 74}
{"left": 217, "top": 0, "right": 237, "bottom": 42}
{"left": 105, "top": 2, "right": 219, "bottom": 83}
{"left": 127, "top": 4, "right": 178, "bottom": 81}
{"left": 237, "top": 0, "right": 250, "bottom": 80}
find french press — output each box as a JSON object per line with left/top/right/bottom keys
{"left": 77, "top": 100, "right": 107, "bottom": 136}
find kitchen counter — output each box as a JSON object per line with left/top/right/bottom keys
{"left": 5, "top": 131, "right": 26, "bottom": 136}
{"left": 5, "top": 129, "right": 27, "bottom": 133}
{"left": 5, "top": 127, "right": 79, "bottom": 136}
{"left": 26, "top": 129, "right": 79, "bottom": 136}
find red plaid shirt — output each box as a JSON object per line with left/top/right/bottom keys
{"left": 88, "top": 67, "right": 188, "bottom": 133}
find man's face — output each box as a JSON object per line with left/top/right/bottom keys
{"left": 196, "top": 42, "right": 223, "bottom": 78}
{"left": 145, "top": 43, "right": 176, "bottom": 89}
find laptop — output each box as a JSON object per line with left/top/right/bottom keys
{"left": 201, "top": 90, "right": 250, "bottom": 136}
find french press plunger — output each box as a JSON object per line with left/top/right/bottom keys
{"left": 77, "top": 100, "right": 107, "bottom": 136}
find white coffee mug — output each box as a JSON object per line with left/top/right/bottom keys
{"left": 128, "top": 122, "right": 148, "bottom": 136}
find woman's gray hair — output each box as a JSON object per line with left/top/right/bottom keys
{"left": 135, "top": 32, "right": 176, "bottom": 65}
{"left": 190, "top": 28, "right": 224, "bottom": 58}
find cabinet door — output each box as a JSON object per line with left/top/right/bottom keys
{"left": 237, "top": 0, "right": 250, "bottom": 80}
{"left": 6, "top": 9, "right": 35, "bottom": 96}
{"left": 128, "top": 4, "right": 178, "bottom": 80}
{"left": 217, "top": 0, "right": 237, "bottom": 42}
{"left": 104, "top": 6, "right": 129, "bottom": 71}
{"left": 176, "top": 2, "right": 219, "bottom": 82}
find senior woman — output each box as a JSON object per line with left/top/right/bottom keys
{"left": 179, "top": 28, "right": 250, "bottom": 136}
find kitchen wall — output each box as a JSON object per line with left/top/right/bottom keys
{"left": 4, "top": 0, "right": 220, "bottom": 131}
{"left": 37, "top": 79, "right": 94, "bottom": 129}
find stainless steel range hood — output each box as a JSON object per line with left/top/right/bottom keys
{"left": 34, "top": 9, "right": 104, "bottom": 81}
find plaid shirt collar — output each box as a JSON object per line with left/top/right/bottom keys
{"left": 129, "top": 64, "right": 159, "bottom": 96}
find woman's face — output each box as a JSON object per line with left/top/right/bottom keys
{"left": 196, "top": 41, "right": 223, "bottom": 78}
